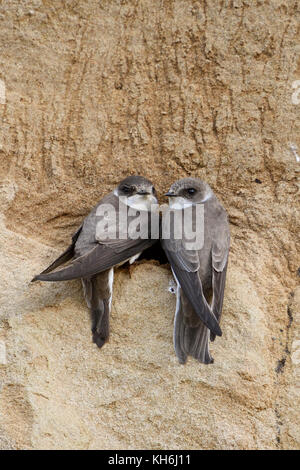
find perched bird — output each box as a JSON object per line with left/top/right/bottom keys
{"left": 32, "top": 176, "right": 158, "bottom": 348}
{"left": 161, "top": 178, "right": 230, "bottom": 364}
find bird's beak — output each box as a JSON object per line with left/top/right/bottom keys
{"left": 137, "top": 190, "right": 150, "bottom": 195}
{"left": 165, "top": 192, "right": 176, "bottom": 197}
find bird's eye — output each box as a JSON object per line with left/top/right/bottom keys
{"left": 121, "top": 186, "right": 132, "bottom": 194}
{"left": 187, "top": 188, "right": 196, "bottom": 195}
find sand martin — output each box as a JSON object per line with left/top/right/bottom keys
{"left": 32, "top": 176, "right": 158, "bottom": 348}
{"left": 161, "top": 177, "right": 230, "bottom": 364}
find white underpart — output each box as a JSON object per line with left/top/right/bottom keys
{"left": 114, "top": 189, "right": 157, "bottom": 210}
{"left": 129, "top": 252, "right": 141, "bottom": 264}
{"left": 168, "top": 197, "right": 193, "bottom": 210}
{"left": 116, "top": 252, "right": 142, "bottom": 268}
{"left": 108, "top": 267, "right": 114, "bottom": 310}
{"left": 126, "top": 193, "right": 157, "bottom": 211}
{"left": 81, "top": 279, "right": 91, "bottom": 308}
{"left": 171, "top": 268, "right": 180, "bottom": 289}
{"left": 168, "top": 191, "right": 212, "bottom": 209}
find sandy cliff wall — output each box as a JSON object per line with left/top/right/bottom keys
{"left": 0, "top": 0, "right": 299, "bottom": 449}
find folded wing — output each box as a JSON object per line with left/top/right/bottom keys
{"left": 210, "top": 214, "right": 230, "bottom": 340}
{"left": 33, "top": 237, "right": 155, "bottom": 281}
{"left": 161, "top": 232, "right": 222, "bottom": 338}
{"left": 32, "top": 192, "right": 157, "bottom": 282}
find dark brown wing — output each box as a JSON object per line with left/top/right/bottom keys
{"left": 210, "top": 215, "right": 230, "bottom": 341}
{"left": 167, "top": 256, "right": 222, "bottom": 337}
{"left": 161, "top": 238, "right": 221, "bottom": 338}
{"left": 174, "top": 288, "right": 213, "bottom": 364}
{"left": 32, "top": 224, "right": 83, "bottom": 279}
{"left": 33, "top": 238, "right": 155, "bottom": 281}
{"left": 32, "top": 191, "right": 158, "bottom": 282}
{"left": 160, "top": 207, "right": 200, "bottom": 272}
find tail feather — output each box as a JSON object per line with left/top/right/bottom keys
{"left": 210, "top": 263, "right": 228, "bottom": 341}
{"left": 174, "top": 288, "right": 213, "bottom": 365}
{"left": 91, "top": 299, "right": 110, "bottom": 348}
{"left": 82, "top": 270, "right": 113, "bottom": 349}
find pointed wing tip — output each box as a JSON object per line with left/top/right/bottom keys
{"left": 214, "top": 324, "right": 222, "bottom": 337}
{"left": 196, "top": 312, "right": 222, "bottom": 338}
{"left": 208, "top": 320, "right": 222, "bottom": 337}
{"left": 177, "top": 356, "right": 187, "bottom": 365}
{"left": 31, "top": 274, "right": 49, "bottom": 282}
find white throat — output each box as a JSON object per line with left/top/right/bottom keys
{"left": 115, "top": 189, "right": 157, "bottom": 211}
{"left": 201, "top": 190, "right": 212, "bottom": 203}
{"left": 168, "top": 197, "right": 193, "bottom": 210}
{"left": 168, "top": 191, "right": 212, "bottom": 209}
{"left": 126, "top": 194, "right": 157, "bottom": 211}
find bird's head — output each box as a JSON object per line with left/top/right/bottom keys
{"left": 165, "top": 178, "right": 212, "bottom": 209}
{"left": 115, "top": 176, "right": 157, "bottom": 210}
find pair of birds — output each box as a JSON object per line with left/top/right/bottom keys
{"left": 32, "top": 176, "right": 230, "bottom": 365}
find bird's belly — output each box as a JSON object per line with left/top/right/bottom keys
{"left": 115, "top": 252, "right": 141, "bottom": 268}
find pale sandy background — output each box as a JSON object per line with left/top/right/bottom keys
{"left": 0, "top": 0, "right": 299, "bottom": 449}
